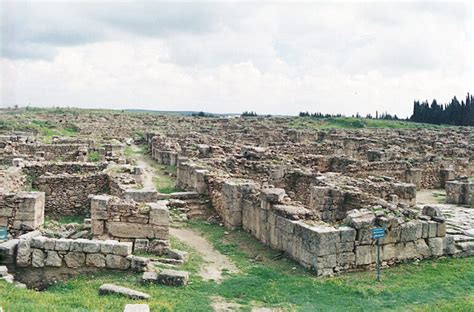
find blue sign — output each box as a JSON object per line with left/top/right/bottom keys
{"left": 0, "top": 226, "right": 7, "bottom": 240}
{"left": 372, "top": 228, "right": 385, "bottom": 239}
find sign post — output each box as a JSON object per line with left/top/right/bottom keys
{"left": 371, "top": 227, "right": 385, "bottom": 282}
{"left": 0, "top": 226, "right": 7, "bottom": 241}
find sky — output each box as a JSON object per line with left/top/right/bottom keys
{"left": 1, "top": 1, "right": 473, "bottom": 117}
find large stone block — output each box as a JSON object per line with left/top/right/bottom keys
{"left": 86, "top": 253, "right": 106, "bottom": 267}
{"left": 64, "top": 252, "right": 85, "bottom": 268}
{"left": 0, "top": 239, "right": 19, "bottom": 264}
{"left": 82, "top": 240, "right": 101, "bottom": 253}
{"left": 107, "top": 222, "right": 155, "bottom": 239}
{"left": 428, "top": 237, "right": 444, "bottom": 256}
{"left": 113, "top": 242, "right": 133, "bottom": 256}
{"left": 16, "top": 239, "right": 32, "bottom": 267}
{"left": 106, "top": 254, "right": 130, "bottom": 269}
{"left": 308, "top": 225, "right": 339, "bottom": 256}
{"left": 32, "top": 249, "right": 45, "bottom": 267}
{"left": 45, "top": 250, "right": 62, "bottom": 267}
{"left": 355, "top": 245, "right": 370, "bottom": 265}
{"left": 149, "top": 202, "right": 169, "bottom": 226}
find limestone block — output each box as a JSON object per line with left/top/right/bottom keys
{"left": 45, "top": 250, "right": 62, "bottom": 267}
{"left": 98, "top": 283, "right": 149, "bottom": 300}
{"left": 428, "top": 221, "right": 438, "bottom": 238}
{"left": 442, "top": 236, "right": 456, "bottom": 255}
{"left": 107, "top": 222, "right": 155, "bottom": 239}
{"left": 82, "top": 240, "right": 102, "bottom": 253}
{"left": 415, "top": 239, "right": 431, "bottom": 258}
{"left": 157, "top": 269, "right": 189, "bottom": 286}
{"left": 16, "top": 239, "right": 32, "bottom": 267}
{"left": 124, "top": 304, "right": 150, "bottom": 312}
{"left": 70, "top": 239, "right": 87, "bottom": 252}
{"left": 355, "top": 245, "right": 370, "bottom": 265}
{"left": 32, "top": 249, "right": 45, "bottom": 267}
{"left": 422, "top": 205, "right": 443, "bottom": 217}
{"left": 338, "top": 226, "right": 356, "bottom": 242}
{"left": 55, "top": 239, "right": 71, "bottom": 251}
{"left": 428, "top": 237, "right": 444, "bottom": 256}
{"left": 43, "top": 238, "right": 56, "bottom": 250}
{"left": 309, "top": 225, "right": 339, "bottom": 256}
{"left": 336, "top": 252, "right": 355, "bottom": 268}
{"left": 149, "top": 202, "right": 169, "bottom": 226}
{"left": 113, "top": 242, "right": 133, "bottom": 256}
{"left": 100, "top": 240, "right": 118, "bottom": 254}
{"left": 106, "top": 254, "right": 130, "bottom": 269}
{"left": 421, "top": 221, "right": 429, "bottom": 239}
{"left": 64, "top": 252, "right": 85, "bottom": 268}
{"left": 437, "top": 222, "right": 447, "bottom": 237}
{"left": 90, "top": 195, "right": 109, "bottom": 220}
{"left": 141, "top": 271, "right": 158, "bottom": 284}
{"left": 382, "top": 244, "right": 396, "bottom": 261}
{"left": 337, "top": 241, "right": 354, "bottom": 253}
{"left": 400, "top": 221, "right": 420, "bottom": 242}
{"left": 92, "top": 220, "right": 105, "bottom": 236}
{"left": 357, "top": 228, "right": 371, "bottom": 244}
{"left": 133, "top": 239, "right": 149, "bottom": 253}
{"left": 316, "top": 254, "right": 336, "bottom": 269}
{"left": 86, "top": 253, "right": 106, "bottom": 267}
{"left": 31, "top": 236, "right": 47, "bottom": 249}
{"left": 148, "top": 239, "right": 169, "bottom": 255}
{"left": 127, "top": 255, "right": 150, "bottom": 272}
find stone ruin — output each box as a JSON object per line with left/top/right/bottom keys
{"left": 0, "top": 134, "right": 187, "bottom": 289}
{"left": 145, "top": 120, "right": 473, "bottom": 276}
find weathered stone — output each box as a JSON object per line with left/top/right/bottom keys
{"left": 427, "top": 238, "right": 444, "bottom": 256}
{"left": 422, "top": 205, "right": 443, "bottom": 217}
{"left": 167, "top": 249, "right": 188, "bottom": 261}
{"left": 141, "top": 271, "right": 158, "bottom": 283}
{"left": 86, "top": 253, "right": 106, "bottom": 267}
{"left": 127, "top": 255, "right": 150, "bottom": 272}
{"left": 124, "top": 304, "right": 150, "bottom": 312}
{"left": 64, "top": 251, "right": 85, "bottom": 268}
{"left": 133, "top": 239, "right": 149, "bottom": 253}
{"left": 0, "top": 239, "right": 19, "bottom": 264}
{"left": 82, "top": 240, "right": 101, "bottom": 253}
{"left": 101, "top": 240, "right": 117, "bottom": 254}
{"left": 32, "top": 249, "right": 45, "bottom": 267}
{"left": 44, "top": 250, "right": 62, "bottom": 267}
{"left": 98, "top": 283, "right": 150, "bottom": 300}
{"left": 157, "top": 269, "right": 189, "bottom": 286}
{"left": 113, "top": 242, "right": 133, "bottom": 256}
{"left": 106, "top": 254, "right": 130, "bottom": 269}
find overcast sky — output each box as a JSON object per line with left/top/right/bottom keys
{"left": 1, "top": 1, "right": 473, "bottom": 116}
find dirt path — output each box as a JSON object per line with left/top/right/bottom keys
{"left": 131, "top": 144, "right": 155, "bottom": 190}
{"left": 170, "top": 227, "right": 239, "bottom": 282}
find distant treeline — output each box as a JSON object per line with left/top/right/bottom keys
{"left": 410, "top": 94, "right": 473, "bottom": 126}
{"left": 299, "top": 93, "right": 473, "bottom": 126}
{"left": 299, "top": 111, "right": 400, "bottom": 120}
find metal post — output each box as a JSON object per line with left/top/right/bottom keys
{"left": 377, "top": 237, "right": 381, "bottom": 281}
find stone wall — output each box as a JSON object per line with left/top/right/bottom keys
{"left": 23, "top": 161, "right": 107, "bottom": 181}
{"left": 34, "top": 173, "right": 109, "bottom": 216}
{"left": 0, "top": 192, "right": 44, "bottom": 235}
{"left": 14, "top": 143, "right": 88, "bottom": 161}
{"left": 176, "top": 161, "right": 209, "bottom": 194}
{"left": 11, "top": 232, "right": 147, "bottom": 272}
{"left": 446, "top": 180, "right": 474, "bottom": 205}
{"left": 90, "top": 195, "right": 169, "bottom": 255}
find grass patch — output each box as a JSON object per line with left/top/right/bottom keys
{"left": 151, "top": 164, "right": 181, "bottom": 194}
{"left": 88, "top": 151, "right": 101, "bottom": 162}
{"left": 288, "top": 117, "right": 443, "bottom": 130}
{"left": 1, "top": 219, "right": 473, "bottom": 311}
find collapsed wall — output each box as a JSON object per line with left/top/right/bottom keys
{"left": 446, "top": 180, "right": 474, "bottom": 205}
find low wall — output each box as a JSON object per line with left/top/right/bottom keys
{"left": 0, "top": 192, "right": 44, "bottom": 235}
{"left": 23, "top": 161, "right": 107, "bottom": 181}
{"left": 34, "top": 173, "right": 109, "bottom": 216}
{"left": 15, "top": 143, "right": 88, "bottom": 161}
{"left": 90, "top": 195, "right": 169, "bottom": 255}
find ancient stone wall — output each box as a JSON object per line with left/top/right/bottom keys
{"left": 34, "top": 173, "right": 109, "bottom": 216}
{"left": 11, "top": 232, "right": 147, "bottom": 272}
{"left": 23, "top": 162, "right": 107, "bottom": 181}
{"left": 176, "top": 161, "right": 209, "bottom": 194}
{"left": 14, "top": 143, "right": 88, "bottom": 161}
{"left": 90, "top": 195, "right": 169, "bottom": 255}
{"left": 0, "top": 192, "right": 44, "bottom": 235}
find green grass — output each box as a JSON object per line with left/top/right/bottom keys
{"left": 288, "top": 117, "right": 444, "bottom": 130}
{"left": 151, "top": 164, "right": 181, "bottom": 194}
{"left": 44, "top": 215, "right": 85, "bottom": 226}
{"left": 88, "top": 151, "right": 101, "bottom": 162}
{"left": 2, "top": 219, "right": 472, "bottom": 311}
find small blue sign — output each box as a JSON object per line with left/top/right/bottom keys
{"left": 372, "top": 227, "right": 385, "bottom": 239}
{"left": 0, "top": 226, "right": 7, "bottom": 240}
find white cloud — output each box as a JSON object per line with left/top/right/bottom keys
{"left": 1, "top": 1, "right": 472, "bottom": 116}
